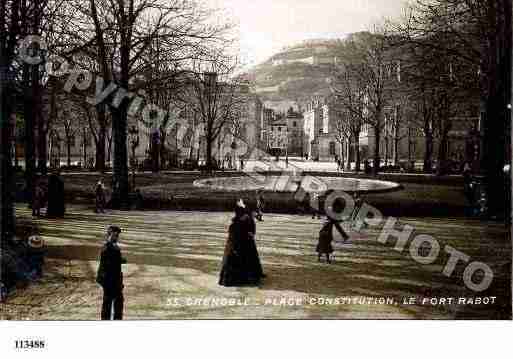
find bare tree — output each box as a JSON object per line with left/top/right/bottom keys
{"left": 49, "top": 0, "right": 233, "bottom": 206}
{"left": 392, "top": 0, "right": 511, "bottom": 214}
{"left": 186, "top": 58, "right": 247, "bottom": 172}
{"left": 330, "top": 57, "right": 367, "bottom": 171}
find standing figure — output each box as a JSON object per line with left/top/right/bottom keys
{"left": 47, "top": 172, "right": 65, "bottom": 218}
{"left": 95, "top": 178, "right": 106, "bottom": 213}
{"left": 316, "top": 198, "right": 349, "bottom": 263}
{"left": 310, "top": 192, "right": 322, "bottom": 219}
{"left": 96, "top": 226, "right": 127, "bottom": 320}
{"left": 364, "top": 158, "right": 371, "bottom": 174}
{"left": 32, "top": 180, "right": 45, "bottom": 217}
{"left": 254, "top": 190, "right": 265, "bottom": 222}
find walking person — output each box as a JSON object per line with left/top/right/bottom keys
{"left": 95, "top": 178, "right": 106, "bottom": 213}
{"left": 96, "top": 226, "right": 127, "bottom": 320}
{"left": 316, "top": 198, "right": 349, "bottom": 264}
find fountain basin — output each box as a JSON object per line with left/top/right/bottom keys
{"left": 194, "top": 175, "right": 402, "bottom": 194}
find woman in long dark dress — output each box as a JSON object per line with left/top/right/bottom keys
{"left": 219, "top": 200, "right": 264, "bottom": 287}
{"left": 244, "top": 210, "right": 265, "bottom": 282}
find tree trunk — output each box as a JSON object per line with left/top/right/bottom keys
{"left": 151, "top": 131, "right": 160, "bottom": 173}
{"left": 95, "top": 105, "right": 106, "bottom": 172}
{"left": 393, "top": 131, "right": 400, "bottom": 166}
{"left": 67, "top": 139, "right": 71, "bottom": 167}
{"left": 1, "top": 93, "right": 16, "bottom": 242}
{"left": 37, "top": 123, "right": 47, "bottom": 175}
{"left": 373, "top": 124, "right": 381, "bottom": 175}
{"left": 159, "top": 130, "right": 167, "bottom": 170}
{"left": 423, "top": 131, "right": 433, "bottom": 173}
{"left": 384, "top": 136, "right": 389, "bottom": 167}
{"left": 206, "top": 136, "right": 213, "bottom": 172}
{"left": 107, "top": 134, "right": 112, "bottom": 164}
{"left": 345, "top": 138, "right": 352, "bottom": 171}
{"left": 481, "top": 0, "right": 511, "bottom": 219}
{"left": 110, "top": 105, "right": 129, "bottom": 209}
{"left": 354, "top": 133, "right": 361, "bottom": 172}
{"left": 339, "top": 140, "right": 344, "bottom": 171}
{"left": 83, "top": 128, "right": 87, "bottom": 168}
{"left": 436, "top": 131, "right": 449, "bottom": 176}
{"left": 23, "top": 63, "right": 36, "bottom": 205}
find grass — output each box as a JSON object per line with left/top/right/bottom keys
{"left": 18, "top": 171, "right": 469, "bottom": 217}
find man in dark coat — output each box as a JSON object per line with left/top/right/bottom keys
{"left": 47, "top": 172, "right": 65, "bottom": 218}
{"left": 95, "top": 178, "right": 106, "bottom": 213}
{"left": 32, "top": 180, "right": 45, "bottom": 217}
{"left": 97, "top": 226, "right": 126, "bottom": 320}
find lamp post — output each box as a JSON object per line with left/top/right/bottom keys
{"left": 128, "top": 125, "right": 139, "bottom": 191}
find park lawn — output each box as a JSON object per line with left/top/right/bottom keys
{"left": 18, "top": 172, "right": 468, "bottom": 217}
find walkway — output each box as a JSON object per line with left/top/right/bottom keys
{"left": 2, "top": 205, "right": 510, "bottom": 319}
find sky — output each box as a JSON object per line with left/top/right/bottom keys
{"left": 211, "top": 0, "right": 407, "bottom": 68}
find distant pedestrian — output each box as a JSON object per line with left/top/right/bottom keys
{"left": 463, "top": 162, "right": 472, "bottom": 201}
{"left": 254, "top": 190, "right": 265, "bottom": 222}
{"left": 95, "top": 178, "right": 106, "bottom": 213}
{"left": 96, "top": 226, "right": 127, "bottom": 320}
{"left": 32, "top": 180, "right": 45, "bottom": 217}
{"left": 240, "top": 158, "right": 244, "bottom": 170}
{"left": 47, "top": 172, "right": 65, "bottom": 218}
{"left": 364, "top": 159, "right": 371, "bottom": 174}
{"left": 310, "top": 192, "right": 322, "bottom": 219}
{"left": 316, "top": 198, "right": 349, "bottom": 263}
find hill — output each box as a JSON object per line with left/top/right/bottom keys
{"left": 245, "top": 39, "right": 343, "bottom": 107}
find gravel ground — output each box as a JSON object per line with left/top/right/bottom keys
{"left": 2, "top": 205, "right": 510, "bottom": 320}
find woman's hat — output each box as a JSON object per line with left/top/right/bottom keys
{"left": 28, "top": 235, "right": 44, "bottom": 249}
{"left": 236, "top": 199, "right": 246, "bottom": 209}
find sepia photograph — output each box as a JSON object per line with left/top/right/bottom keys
{"left": 0, "top": 0, "right": 512, "bottom": 355}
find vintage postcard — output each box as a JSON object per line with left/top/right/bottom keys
{"left": 0, "top": 0, "right": 511, "bottom": 351}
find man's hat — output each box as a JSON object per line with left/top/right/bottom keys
{"left": 107, "top": 225, "right": 122, "bottom": 234}
{"left": 28, "top": 235, "right": 44, "bottom": 249}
